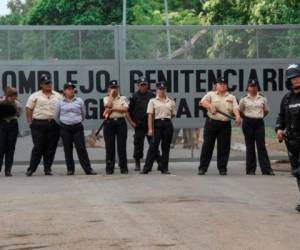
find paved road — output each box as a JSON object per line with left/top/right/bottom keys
{"left": 0, "top": 162, "right": 299, "bottom": 250}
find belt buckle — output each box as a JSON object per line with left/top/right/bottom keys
{"left": 113, "top": 118, "right": 118, "bottom": 121}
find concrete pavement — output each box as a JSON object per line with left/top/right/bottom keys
{"left": 0, "top": 162, "right": 299, "bottom": 250}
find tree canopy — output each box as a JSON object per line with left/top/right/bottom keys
{"left": 1, "top": 0, "right": 299, "bottom": 25}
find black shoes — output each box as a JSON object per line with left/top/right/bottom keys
{"left": 67, "top": 170, "right": 75, "bottom": 175}
{"left": 140, "top": 170, "right": 149, "bottom": 174}
{"left": 161, "top": 170, "right": 171, "bottom": 175}
{"left": 86, "top": 170, "right": 97, "bottom": 175}
{"left": 263, "top": 170, "right": 275, "bottom": 176}
{"left": 120, "top": 169, "right": 129, "bottom": 174}
{"left": 45, "top": 171, "right": 53, "bottom": 176}
{"left": 295, "top": 199, "right": 300, "bottom": 212}
{"left": 219, "top": 171, "right": 227, "bottom": 176}
{"left": 5, "top": 172, "right": 12, "bottom": 177}
{"left": 26, "top": 170, "right": 34, "bottom": 176}
{"left": 247, "top": 172, "right": 256, "bottom": 175}
{"left": 198, "top": 169, "right": 206, "bottom": 175}
{"left": 134, "top": 160, "right": 141, "bottom": 171}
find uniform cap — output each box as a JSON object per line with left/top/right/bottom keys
{"left": 137, "top": 77, "right": 148, "bottom": 84}
{"left": 156, "top": 82, "right": 166, "bottom": 89}
{"left": 247, "top": 79, "right": 259, "bottom": 87}
{"left": 216, "top": 77, "right": 228, "bottom": 85}
{"left": 63, "top": 82, "right": 76, "bottom": 90}
{"left": 108, "top": 80, "right": 119, "bottom": 87}
{"left": 40, "top": 74, "right": 51, "bottom": 85}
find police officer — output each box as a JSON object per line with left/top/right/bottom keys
{"left": 141, "top": 82, "right": 176, "bottom": 174}
{"left": 26, "top": 75, "right": 62, "bottom": 176}
{"left": 127, "top": 77, "right": 161, "bottom": 171}
{"left": 276, "top": 64, "right": 300, "bottom": 212}
{"left": 103, "top": 80, "right": 129, "bottom": 175}
{"left": 239, "top": 79, "right": 274, "bottom": 175}
{"left": 198, "top": 77, "right": 241, "bottom": 175}
{"left": 56, "top": 82, "right": 97, "bottom": 176}
{"left": 0, "top": 87, "right": 22, "bottom": 176}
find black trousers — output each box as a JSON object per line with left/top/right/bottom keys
{"left": 242, "top": 117, "right": 272, "bottom": 174}
{"left": 285, "top": 138, "right": 300, "bottom": 191}
{"left": 199, "top": 118, "right": 231, "bottom": 173}
{"left": 0, "top": 119, "right": 18, "bottom": 173}
{"left": 60, "top": 123, "right": 93, "bottom": 173}
{"left": 143, "top": 119, "right": 173, "bottom": 172}
{"left": 133, "top": 126, "right": 161, "bottom": 163}
{"left": 103, "top": 118, "right": 128, "bottom": 173}
{"left": 28, "top": 119, "right": 60, "bottom": 173}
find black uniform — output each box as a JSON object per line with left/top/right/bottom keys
{"left": 0, "top": 101, "right": 19, "bottom": 176}
{"left": 129, "top": 90, "right": 161, "bottom": 169}
{"left": 275, "top": 90, "right": 300, "bottom": 190}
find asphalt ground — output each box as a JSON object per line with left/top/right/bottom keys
{"left": 0, "top": 162, "right": 299, "bottom": 250}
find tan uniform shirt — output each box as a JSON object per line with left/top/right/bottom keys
{"left": 26, "top": 90, "right": 62, "bottom": 120}
{"left": 103, "top": 95, "right": 128, "bottom": 118}
{"left": 147, "top": 96, "right": 176, "bottom": 119}
{"left": 239, "top": 93, "right": 269, "bottom": 119}
{"left": 201, "top": 91, "right": 239, "bottom": 122}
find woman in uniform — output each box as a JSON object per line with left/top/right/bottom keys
{"left": 239, "top": 79, "right": 274, "bottom": 175}
{"left": 0, "top": 87, "right": 22, "bottom": 176}
{"left": 56, "top": 82, "right": 97, "bottom": 176}
{"left": 141, "top": 82, "right": 176, "bottom": 174}
{"left": 198, "top": 77, "right": 241, "bottom": 176}
{"left": 103, "top": 80, "right": 129, "bottom": 175}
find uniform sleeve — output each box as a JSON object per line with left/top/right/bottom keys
{"left": 128, "top": 95, "right": 135, "bottom": 115}
{"left": 200, "top": 92, "right": 212, "bottom": 104}
{"left": 275, "top": 95, "right": 286, "bottom": 132}
{"left": 26, "top": 93, "right": 37, "bottom": 109}
{"left": 79, "top": 98, "right": 86, "bottom": 120}
{"left": 103, "top": 96, "right": 108, "bottom": 107}
{"left": 239, "top": 97, "right": 245, "bottom": 112}
{"left": 232, "top": 96, "right": 239, "bottom": 109}
{"left": 263, "top": 96, "right": 270, "bottom": 112}
{"left": 55, "top": 101, "right": 61, "bottom": 124}
{"left": 171, "top": 100, "right": 176, "bottom": 117}
{"left": 122, "top": 96, "right": 129, "bottom": 108}
{"left": 147, "top": 99, "right": 154, "bottom": 114}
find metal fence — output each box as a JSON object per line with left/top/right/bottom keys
{"left": 0, "top": 25, "right": 299, "bottom": 128}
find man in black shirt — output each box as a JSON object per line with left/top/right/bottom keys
{"left": 276, "top": 64, "right": 300, "bottom": 212}
{"left": 127, "top": 77, "right": 161, "bottom": 171}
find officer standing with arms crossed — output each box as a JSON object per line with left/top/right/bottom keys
{"left": 198, "top": 77, "right": 241, "bottom": 176}
{"left": 26, "top": 75, "right": 62, "bottom": 176}
{"left": 276, "top": 64, "right": 300, "bottom": 212}
{"left": 0, "top": 87, "right": 22, "bottom": 176}
{"left": 127, "top": 77, "right": 161, "bottom": 171}
{"left": 141, "top": 82, "right": 176, "bottom": 174}
{"left": 239, "top": 79, "right": 274, "bottom": 175}
{"left": 103, "top": 80, "right": 129, "bottom": 175}
{"left": 56, "top": 82, "right": 97, "bottom": 176}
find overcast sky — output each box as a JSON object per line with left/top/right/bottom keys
{"left": 0, "top": 0, "right": 10, "bottom": 16}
